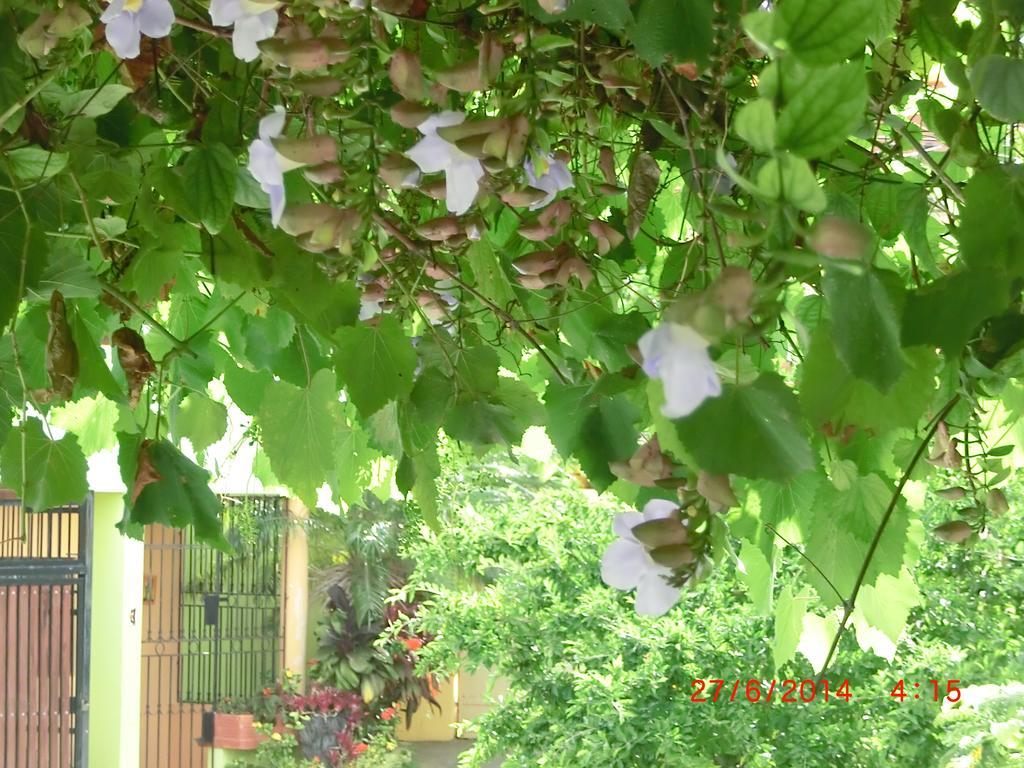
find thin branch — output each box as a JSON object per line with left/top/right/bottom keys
{"left": 819, "top": 394, "right": 960, "bottom": 675}
{"left": 0, "top": 70, "right": 59, "bottom": 129}
{"left": 100, "top": 282, "right": 198, "bottom": 358}
{"left": 764, "top": 524, "right": 845, "bottom": 604}
{"left": 370, "top": 211, "right": 570, "bottom": 384}
{"left": 886, "top": 116, "right": 966, "bottom": 205}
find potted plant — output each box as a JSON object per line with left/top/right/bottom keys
{"left": 213, "top": 697, "right": 265, "bottom": 751}
{"left": 214, "top": 672, "right": 301, "bottom": 750}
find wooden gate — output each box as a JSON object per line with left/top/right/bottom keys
{"left": 0, "top": 497, "right": 92, "bottom": 768}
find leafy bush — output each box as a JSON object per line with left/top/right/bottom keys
{"left": 407, "top": 450, "right": 1024, "bottom": 768}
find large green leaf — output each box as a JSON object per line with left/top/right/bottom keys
{"left": 779, "top": 0, "right": 883, "bottom": 64}
{"left": 70, "top": 306, "right": 123, "bottom": 402}
{"left": 184, "top": 143, "right": 238, "bottom": 234}
{"left": 800, "top": 324, "right": 938, "bottom": 434}
{"left": 822, "top": 267, "right": 905, "bottom": 393}
{"left": 628, "top": 0, "right": 713, "bottom": 66}
{"left": 675, "top": 374, "right": 814, "bottom": 480}
{"left": 545, "top": 380, "right": 639, "bottom": 492}
{"left": 901, "top": 268, "right": 1010, "bottom": 354}
{"left": 533, "top": 0, "right": 633, "bottom": 31}
{"left": 124, "top": 439, "right": 231, "bottom": 552}
{"left": 773, "top": 585, "right": 813, "bottom": 671}
{"left": 334, "top": 315, "right": 417, "bottom": 417}
{"left": 969, "top": 55, "right": 1024, "bottom": 123}
{"left": 775, "top": 60, "right": 868, "bottom": 158}
{"left": 804, "top": 471, "right": 909, "bottom": 605}
{"left": 445, "top": 379, "right": 544, "bottom": 446}
{"left": 0, "top": 418, "right": 88, "bottom": 511}
{"left": 0, "top": 210, "right": 46, "bottom": 328}
{"left": 959, "top": 165, "right": 1024, "bottom": 277}
{"left": 173, "top": 394, "right": 228, "bottom": 454}
{"left": 259, "top": 368, "right": 341, "bottom": 508}
{"left": 737, "top": 538, "right": 773, "bottom": 615}
{"left": 853, "top": 568, "right": 921, "bottom": 659}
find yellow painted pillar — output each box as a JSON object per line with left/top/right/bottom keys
{"left": 283, "top": 498, "right": 310, "bottom": 685}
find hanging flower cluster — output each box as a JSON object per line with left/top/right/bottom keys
{"left": 601, "top": 499, "right": 689, "bottom": 616}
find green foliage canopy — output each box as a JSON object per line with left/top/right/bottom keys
{"left": 1, "top": 0, "right": 1024, "bottom": 668}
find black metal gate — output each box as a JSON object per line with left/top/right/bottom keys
{"left": 0, "top": 497, "right": 92, "bottom": 768}
{"left": 140, "top": 495, "right": 286, "bottom": 768}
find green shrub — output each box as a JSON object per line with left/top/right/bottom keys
{"left": 406, "top": 451, "right": 1024, "bottom": 768}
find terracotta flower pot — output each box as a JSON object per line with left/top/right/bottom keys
{"left": 213, "top": 713, "right": 265, "bottom": 750}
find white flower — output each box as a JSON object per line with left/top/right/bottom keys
{"left": 210, "top": 0, "right": 279, "bottom": 62}
{"left": 639, "top": 322, "right": 722, "bottom": 419}
{"left": 524, "top": 153, "right": 573, "bottom": 210}
{"left": 601, "top": 499, "right": 684, "bottom": 616}
{"left": 405, "top": 112, "right": 485, "bottom": 216}
{"left": 101, "top": 0, "right": 174, "bottom": 60}
{"left": 247, "top": 106, "right": 301, "bottom": 227}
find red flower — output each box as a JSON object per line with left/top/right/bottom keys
{"left": 352, "top": 743, "right": 368, "bottom": 756}
{"left": 380, "top": 707, "right": 396, "bottom": 721}
{"left": 403, "top": 637, "right": 424, "bottom": 652}
{"left": 262, "top": 687, "right": 273, "bottom": 697}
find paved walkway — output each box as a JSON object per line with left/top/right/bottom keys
{"left": 408, "top": 740, "right": 504, "bottom": 768}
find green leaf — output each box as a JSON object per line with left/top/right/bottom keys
{"left": 853, "top": 569, "right": 921, "bottom": 659}
{"left": 822, "top": 267, "right": 905, "bottom": 392}
{"left": 902, "top": 268, "right": 1010, "bottom": 354}
{"left": 271, "top": 253, "right": 360, "bottom": 336}
{"left": 773, "top": 585, "right": 813, "bottom": 671}
{"left": 800, "top": 324, "right": 938, "bottom": 434}
{"left": 560, "top": 296, "right": 649, "bottom": 372}
{"left": 0, "top": 212, "right": 45, "bottom": 328}
{"left": 259, "top": 368, "right": 341, "bottom": 508}
{"left": 184, "top": 143, "right": 238, "bottom": 234}
{"left": 779, "top": 0, "right": 882, "bottom": 64}
{"left": 798, "top": 612, "right": 840, "bottom": 673}
{"left": 752, "top": 472, "right": 821, "bottom": 542}
{"left": 775, "top": 60, "right": 868, "bottom": 158}
{"left": 959, "top": 165, "right": 1024, "bottom": 277}
{"left": 737, "top": 539, "right": 773, "bottom": 615}
{"left": 545, "top": 380, "right": 639, "bottom": 492}
{"left": 70, "top": 306, "right": 123, "bottom": 402}
{"left": 30, "top": 248, "right": 100, "bottom": 299}
{"left": 334, "top": 315, "right": 417, "bottom": 417}
{"left": 550, "top": 0, "right": 633, "bottom": 31}
{"left": 0, "top": 418, "right": 88, "bottom": 511}
{"left": 675, "top": 374, "right": 814, "bottom": 481}
{"left": 734, "top": 99, "right": 776, "bottom": 153}
{"left": 173, "top": 394, "right": 228, "bottom": 454}
{"left": 223, "top": 363, "right": 273, "bottom": 416}
{"left": 411, "top": 446, "right": 441, "bottom": 530}
{"left": 126, "top": 439, "right": 230, "bottom": 552}
{"left": 50, "top": 395, "right": 119, "bottom": 455}
{"left": 628, "top": 0, "right": 713, "bottom": 66}
{"left": 756, "top": 153, "right": 826, "bottom": 212}
{"left": 5, "top": 146, "right": 68, "bottom": 182}
{"left": 969, "top": 55, "right": 1024, "bottom": 123}
{"left": 445, "top": 379, "right": 545, "bottom": 446}
{"left": 58, "top": 84, "right": 133, "bottom": 118}
{"left": 400, "top": 367, "right": 454, "bottom": 454}
{"left": 804, "top": 473, "right": 909, "bottom": 605}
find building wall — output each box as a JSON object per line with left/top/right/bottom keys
{"left": 88, "top": 492, "right": 143, "bottom": 768}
